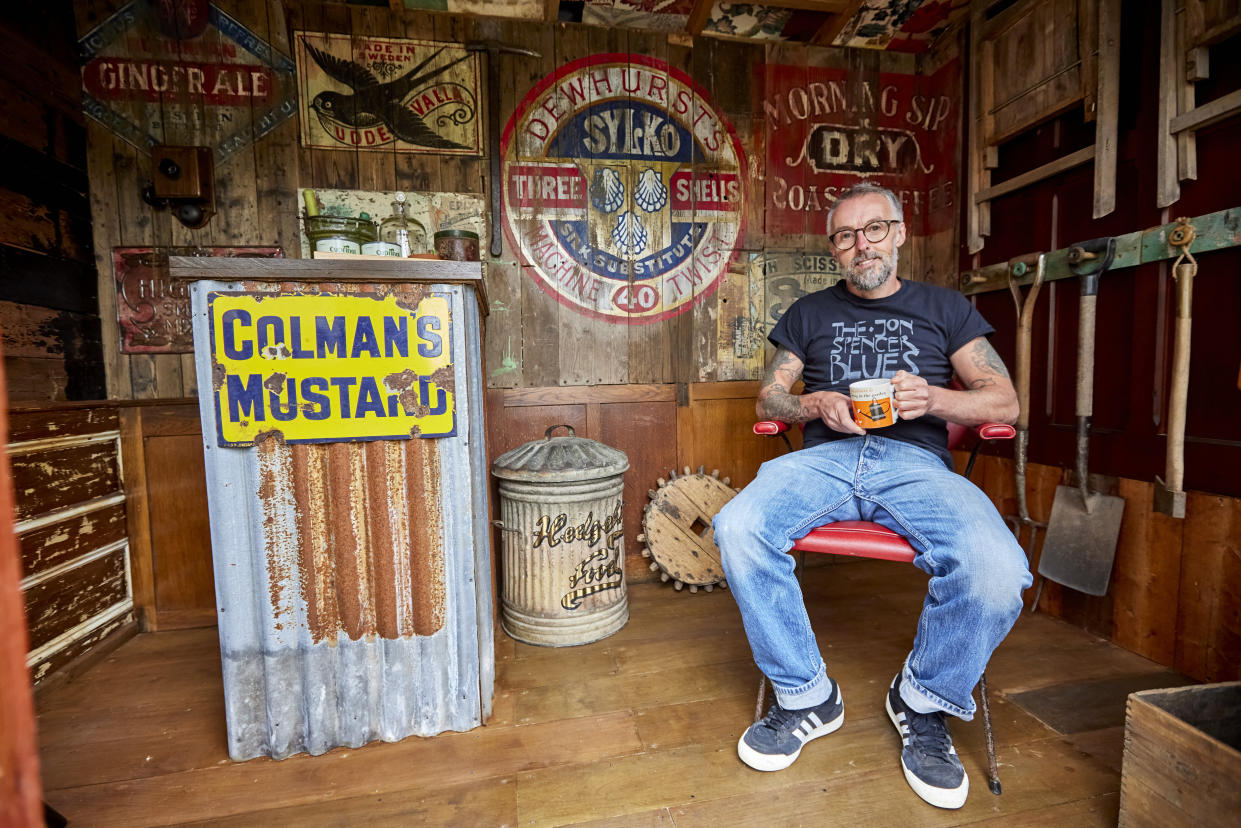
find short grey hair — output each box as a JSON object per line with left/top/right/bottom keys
{"left": 827, "top": 182, "right": 903, "bottom": 232}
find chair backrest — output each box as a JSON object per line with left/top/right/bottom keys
{"left": 946, "top": 421, "right": 969, "bottom": 451}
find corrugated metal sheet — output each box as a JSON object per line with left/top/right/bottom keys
{"left": 189, "top": 277, "right": 492, "bottom": 761}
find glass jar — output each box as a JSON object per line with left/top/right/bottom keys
{"left": 379, "top": 192, "right": 429, "bottom": 257}
{"left": 305, "top": 215, "right": 373, "bottom": 255}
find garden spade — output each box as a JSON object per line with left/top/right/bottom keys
{"left": 1038, "top": 237, "right": 1125, "bottom": 596}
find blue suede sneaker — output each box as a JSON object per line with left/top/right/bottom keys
{"left": 737, "top": 680, "right": 844, "bottom": 771}
{"left": 886, "top": 673, "right": 969, "bottom": 809}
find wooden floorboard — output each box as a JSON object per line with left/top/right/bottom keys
{"left": 35, "top": 559, "right": 1164, "bottom": 825}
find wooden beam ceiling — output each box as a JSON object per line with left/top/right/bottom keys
{"left": 687, "top": 0, "right": 714, "bottom": 36}
{"left": 810, "top": 0, "right": 864, "bottom": 46}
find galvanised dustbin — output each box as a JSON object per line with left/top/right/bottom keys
{"left": 492, "top": 425, "right": 629, "bottom": 646}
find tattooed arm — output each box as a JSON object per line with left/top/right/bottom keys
{"left": 757, "top": 347, "right": 864, "bottom": 435}
{"left": 889, "top": 337, "right": 1018, "bottom": 426}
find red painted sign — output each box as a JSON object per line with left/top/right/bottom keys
{"left": 114, "top": 247, "right": 282, "bottom": 353}
{"left": 83, "top": 59, "right": 277, "bottom": 105}
{"left": 761, "top": 59, "right": 960, "bottom": 237}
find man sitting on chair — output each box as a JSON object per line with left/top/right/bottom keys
{"left": 712, "top": 182, "right": 1032, "bottom": 810}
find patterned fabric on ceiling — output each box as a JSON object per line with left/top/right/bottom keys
{"left": 379, "top": 0, "right": 967, "bottom": 51}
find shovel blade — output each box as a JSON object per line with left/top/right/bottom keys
{"left": 1038, "top": 486, "right": 1126, "bottom": 596}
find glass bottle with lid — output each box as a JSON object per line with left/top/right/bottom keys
{"left": 379, "top": 192, "right": 429, "bottom": 257}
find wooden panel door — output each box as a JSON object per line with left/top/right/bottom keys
{"left": 123, "top": 403, "right": 216, "bottom": 630}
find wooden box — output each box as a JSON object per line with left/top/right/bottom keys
{"left": 1119, "top": 682, "right": 1241, "bottom": 827}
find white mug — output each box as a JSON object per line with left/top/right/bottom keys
{"left": 849, "top": 378, "right": 899, "bottom": 428}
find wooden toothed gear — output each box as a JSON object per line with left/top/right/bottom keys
{"left": 639, "top": 466, "right": 738, "bottom": 594}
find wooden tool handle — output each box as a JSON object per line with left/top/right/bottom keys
{"left": 1165, "top": 262, "right": 1196, "bottom": 493}
{"left": 1076, "top": 293, "right": 1097, "bottom": 418}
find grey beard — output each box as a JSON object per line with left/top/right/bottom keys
{"left": 846, "top": 248, "right": 898, "bottom": 291}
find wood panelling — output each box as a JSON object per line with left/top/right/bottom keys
{"left": 954, "top": 448, "right": 1240, "bottom": 686}
{"left": 146, "top": 433, "right": 214, "bottom": 621}
{"left": 486, "top": 382, "right": 782, "bottom": 587}
{"left": 119, "top": 403, "right": 215, "bottom": 631}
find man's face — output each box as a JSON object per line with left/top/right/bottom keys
{"left": 828, "top": 193, "right": 907, "bottom": 292}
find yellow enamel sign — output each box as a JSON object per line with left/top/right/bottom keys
{"left": 209, "top": 291, "right": 454, "bottom": 446}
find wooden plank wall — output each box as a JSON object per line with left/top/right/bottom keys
{"left": 0, "top": 8, "right": 105, "bottom": 402}
{"left": 72, "top": 0, "right": 486, "bottom": 401}
{"left": 72, "top": 0, "right": 959, "bottom": 401}
{"left": 959, "top": 1, "right": 1241, "bottom": 684}
{"left": 8, "top": 405, "right": 136, "bottom": 686}
{"left": 959, "top": 450, "right": 1239, "bottom": 686}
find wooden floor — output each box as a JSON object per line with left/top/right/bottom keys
{"left": 36, "top": 559, "right": 1189, "bottom": 826}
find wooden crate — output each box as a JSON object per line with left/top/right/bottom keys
{"left": 1119, "top": 682, "right": 1241, "bottom": 827}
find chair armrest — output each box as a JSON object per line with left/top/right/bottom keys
{"left": 977, "top": 423, "right": 1015, "bottom": 441}
{"left": 757, "top": 420, "right": 1012, "bottom": 440}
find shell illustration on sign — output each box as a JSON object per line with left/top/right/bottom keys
{"left": 296, "top": 32, "right": 481, "bottom": 154}
{"left": 590, "top": 167, "right": 625, "bottom": 213}
{"left": 503, "top": 53, "right": 747, "bottom": 323}
{"left": 634, "top": 168, "right": 668, "bottom": 212}
{"left": 611, "top": 212, "right": 648, "bottom": 257}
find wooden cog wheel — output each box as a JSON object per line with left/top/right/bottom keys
{"left": 639, "top": 466, "right": 738, "bottom": 594}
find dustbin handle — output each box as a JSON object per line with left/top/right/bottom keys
{"left": 545, "top": 424, "right": 576, "bottom": 439}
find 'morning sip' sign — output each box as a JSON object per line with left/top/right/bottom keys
{"left": 208, "top": 291, "right": 455, "bottom": 446}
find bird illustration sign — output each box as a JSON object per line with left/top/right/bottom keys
{"left": 295, "top": 32, "right": 481, "bottom": 155}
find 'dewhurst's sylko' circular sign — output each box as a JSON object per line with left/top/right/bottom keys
{"left": 502, "top": 54, "right": 747, "bottom": 324}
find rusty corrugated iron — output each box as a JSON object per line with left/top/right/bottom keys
{"left": 186, "top": 273, "right": 492, "bottom": 761}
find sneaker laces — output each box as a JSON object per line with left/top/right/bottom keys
{"left": 755, "top": 704, "right": 802, "bottom": 736}
{"left": 907, "top": 710, "right": 955, "bottom": 763}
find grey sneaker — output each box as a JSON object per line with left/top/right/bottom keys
{"left": 737, "top": 680, "right": 844, "bottom": 771}
{"left": 886, "top": 673, "right": 969, "bottom": 809}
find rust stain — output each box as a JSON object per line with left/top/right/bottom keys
{"left": 212, "top": 361, "right": 227, "bottom": 391}
{"left": 429, "top": 364, "right": 454, "bottom": 390}
{"left": 263, "top": 372, "right": 287, "bottom": 393}
{"left": 364, "top": 440, "right": 400, "bottom": 639}
{"left": 294, "top": 444, "right": 340, "bottom": 643}
{"left": 327, "top": 442, "right": 368, "bottom": 640}
{"left": 253, "top": 428, "right": 286, "bottom": 445}
{"left": 384, "top": 368, "right": 416, "bottom": 393}
{"left": 257, "top": 439, "right": 296, "bottom": 632}
{"left": 405, "top": 436, "right": 446, "bottom": 636}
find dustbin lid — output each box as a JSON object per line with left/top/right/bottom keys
{"left": 492, "top": 424, "right": 629, "bottom": 482}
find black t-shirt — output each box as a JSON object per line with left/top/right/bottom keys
{"left": 768, "top": 279, "right": 994, "bottom": 467}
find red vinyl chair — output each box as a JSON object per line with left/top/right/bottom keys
{"left": 751, "top": 418, "right": 1016, "bottom": 795}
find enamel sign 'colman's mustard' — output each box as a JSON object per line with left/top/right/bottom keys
{"left": 208, "top": 290, "right": 455, "bottom": 446}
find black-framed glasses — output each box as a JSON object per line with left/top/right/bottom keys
{"left": 828, "top": 219, "right": 901, "bottom": 250}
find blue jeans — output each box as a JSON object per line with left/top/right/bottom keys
{"left": 714, "top": 435, "right": 1032, "bottom": 720}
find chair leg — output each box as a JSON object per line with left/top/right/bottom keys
{"left": 978, "top": 670, "right": 1002, "bottom": 795}
{"left": 754, "top": 674, "right": 767, "bottom": 723}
